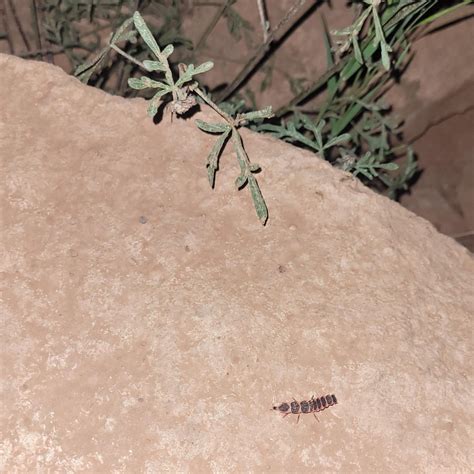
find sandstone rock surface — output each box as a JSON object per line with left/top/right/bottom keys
{"left": 1, "top": 54, "right": 473, "bottom": 472}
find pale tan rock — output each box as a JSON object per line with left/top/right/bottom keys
{"left": 1, "top": 54, "right": 473, "bottom": 472}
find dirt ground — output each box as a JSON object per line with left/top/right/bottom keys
{"left": 1, "top": 53, "right": 473, "bottom": 472}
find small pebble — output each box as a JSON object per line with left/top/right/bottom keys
{"left": 139, "top": 216, "right": 148, "bottom": 224}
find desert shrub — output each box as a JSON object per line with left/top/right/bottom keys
{"left": 2, "top": 0, "right": 469, "bottom": 222}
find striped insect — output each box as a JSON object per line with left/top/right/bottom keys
{"left": 273, "top": 394, "right": 338, "bottom": 423}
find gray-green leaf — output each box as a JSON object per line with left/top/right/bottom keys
{"left": 110, "top": 17, "right": 134, "bottom": 45}
{"left": 194, "top": 61, "right": 214, "bottom": 75}
{"left": 195, "top": 119, "right": 230, "bottom": 134}
{"left": 176, "top": 62, "right": 214, "bottom": 88}
{"left": 143, "top": 60, "right": 167, "bottom": 72}
{"left": 74, "top": 45, "right": 109, "bottom": 83}
{"left": 206, "top": 129, "right": 231, "bottom": 188}
{"left": 239, "top": 106, "right": 273, "bottom": 123}
{"left": 379, "top": 162, "right": 398, "bottom": 171}
{"left": 324, "top": 133, "right": 351, "bottom": 149}
{"left": 248, "top": 175, "right": 268, "bottom": 225}
{"left": 147, "top": 89, "right": 171, "bottom": 117}
{"left": 162, "top": 44, "right": 174, "bottom": 58}
{"left": 128, "top": 76, "right": 169, "bottom": 90}
{"left": 235, "top": 174, "right": 248, "bottom": 189}
{"left": 133, "top": 11, "right": 161, "bottom": 58}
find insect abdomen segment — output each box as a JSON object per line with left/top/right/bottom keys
{"left": 273, "top": 394, "right": 338, "bottom": 421}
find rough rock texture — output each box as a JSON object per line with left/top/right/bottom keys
{"left": 2, "top": 0, "right": 473, "bottom": 246}
{"left": 1, "top": 54, "right": 473, "bottom": 472}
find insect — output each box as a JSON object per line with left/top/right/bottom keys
{"left": 273, "top": 394, "right": 338, "bottom": 423}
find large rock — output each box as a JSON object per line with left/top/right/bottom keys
{"left": 1, "top": 54, "right": 472, "bottom": 472}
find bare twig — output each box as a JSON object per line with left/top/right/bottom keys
{"left": 1, "top": 0, "right": 13, "bottom": 54}
{"left": 30, "top": 0, "right": 42, "bottom": 50}
{"left": 216, "top": 0, "right": 314, "bottom": 102}
{"left": 193, "top": 85, "right": 233, "bottom": 122}
{"left": 450, "top": 230, "right": 474, "bottom": 239}
{"left": 18, "top": 46, "right": 64, "bottom": 57}
{"left": 18, "top": 44, "right": 96, "bottom": 58}
{"left": 274, "top": 60, "right": 345, "bottom": 117}
{"left": 272, "top": 0, "right": 309, "bottom": 35}
{"left": 7, "top": 0, "right": 31, "bottom": 51}
{"left": 110, "top": 43, "right": 146, "bottom": 69}
{"left": 257, "top": 0, "right": 270, "bottom": 41}
{"left": 194, "top": 0, "right": 232, "bottom": 52}
{"left": 30, "top": 0, "right": 46, "bottom": 60}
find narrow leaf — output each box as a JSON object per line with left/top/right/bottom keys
{"left": 128, "top": 77, "right": 148, "bottom": 90}
{"left": 116, "top": 30, "right": 137, "bottom": 44}
{"left": 175, "top": 68, "right": 193, "bottom": 87}
{"left": 195, "top": 120, "right": 231, "bottom": 134}
{"left": 372, "top": 5, "right": 391, "bottom": 70}
{"left": 133, "top": 11, "right": 161, "bottom": 58}
{"left": 235, "top": 175, "right": 248, "bottom": 189}
{"left": 248, "top": 175, "right": 268, "bottom": 225}
{"left": 324, "top": 133, "right": 351, "bottom": 149}
{"left": 379, "top": 162, "right": 399, "bottom": 170}
{"left": 110, "top": 16, "right": 134, "bottom": 45}
{"left": 143, "top": 60, "right": 167, "bottom": 72}
{"left": 193, "top": 61, "right": 214, "bottom": 75}
{"left": 175, "top": 62, "right": 214, "bottom": 88}
{"left": 353, "top": 35, "right": 363, "bottom": 64}
{"left": 162, "top": 44, "right": 174, "bottom": 58}
{"left": 74, "top": 45, "right": 109, "bottom": 83}
{"left": 240, "top": 106, "right": 273, "bottom": 123}
{"left": 128, "top": 76, "right": 169, "bottom": 90}
{"left": 381, "top": 42, "right": 391, "bottom": 71}
{"left": 206, "top": 129, "right": 231, "bottom": 188}
{"left": 147, "top": 89, "right": 171, "bottom": 117}
{"left": 147, "top": 101, "right": 159, "bottom": 118}
{"left": 316, "top": 17, "right": 340, "bottom": 124}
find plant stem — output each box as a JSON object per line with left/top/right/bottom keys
{"left": 193, "top": 85, "right": 267, "bottom": 223}
{"left": 0, "top": 0, "right": 13, "bottom": 54}
{"left": 18, "top": 44, "right": 95, "bottom": 57}
{"left": 7, "top": 0, "right": 31, "bottom": 51}
{"left": 257, "top": 0, "right": 270, "bottom": 41}
{"left": 110, "top": 43, "right": 146, "bottom": 69}
{"left": 29, "top": 0, "right": 43, "bottom": 58}
{"left": 275, "top": 60, "right": 345, "bottom": 117}
{"left": 194, "top": 0, "right": 232, "bottom": 52}
{"left": 232, "top": 126, "right": 251, "bottom": 173}
{"left": 216, "top": 0, "right": 314, "bottom": 102}
{"left": 193, "top": 87, "right": 252, "bottom": 170}
{"left": 193, "top": 86, "right": 234, "bottom": 124}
